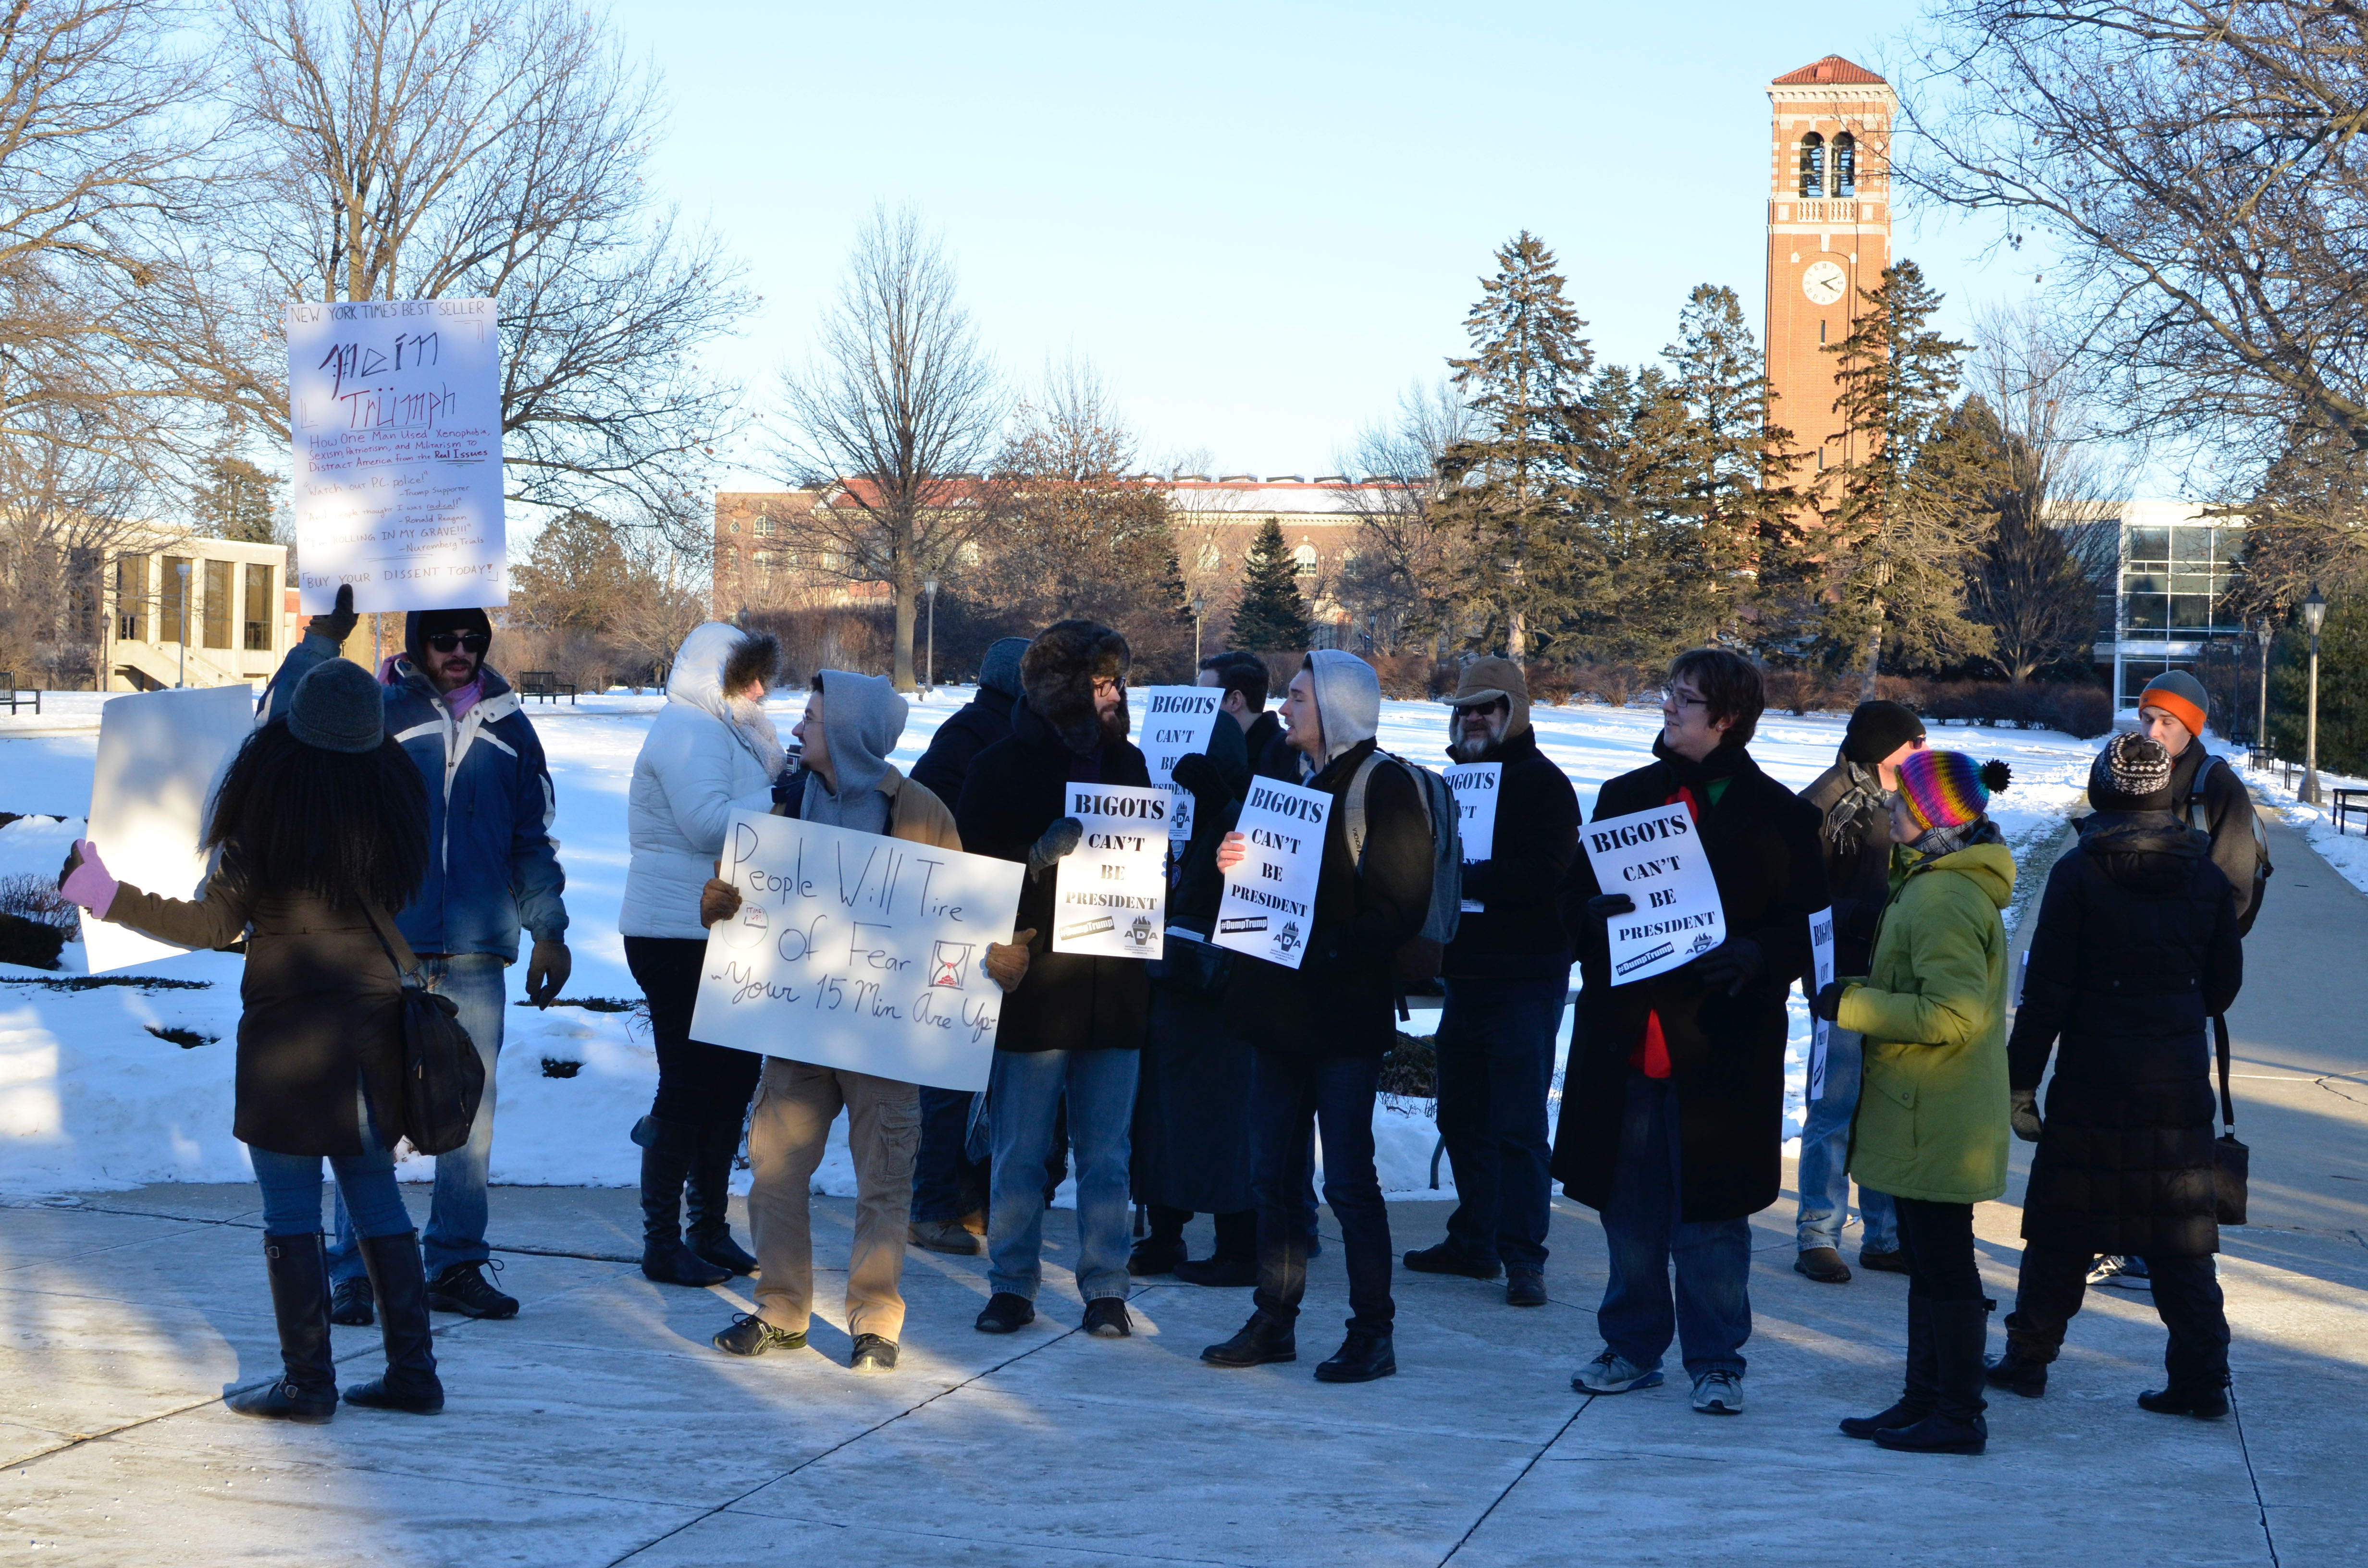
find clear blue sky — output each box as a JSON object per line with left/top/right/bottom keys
{"left": 606, "top": 0, "right": 2021, "bottom": 487}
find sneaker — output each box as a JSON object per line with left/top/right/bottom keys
{"left": 1572, "top": 1349, "right": 1665, "bottom": 1395}
{"left": 850, "top": 1333, "right": 900, "bottom": 1374}
{"left": 2090, "top": 1255, "right": 2152, "bottom": 1291}
{"left": 427, "top": 1259, "right": 518, "bottom": 1320}
{"left": 1691, "top": 1368, "right": 1745, "bottom": 1415}
{"left": 909, "top": 1218, "right": 982, "bottom": 1256}
{"left": 712, "top": 1313, "right": 805, "bottom": 1357}
{"left": 329, "top": 1275, "right": 375, "bottom": 1327}
{"left": 1402, "top": 1242, "right": 1501, "bottom": 1280}
{"left": 1794, "top": 1246, "right": 1852, "bottom": 1284}
{"left": 1858, "top": 1246, "right": 1909, "bottom": 1274}
{"left": 974, "top": 1292, "right": 1036, "bottom": 1334}
{"left": 1083, "top": 1297, "right": 1132, "bottom": 1338}
{"left": 1505, "top": 1269, "right": 1548, "bottom": 1308}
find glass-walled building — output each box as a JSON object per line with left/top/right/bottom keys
{"left": 2094, "top": 500, "right": 2250, "bottom": 714}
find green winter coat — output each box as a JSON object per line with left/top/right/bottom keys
{"left": 1834, "top": 835, "right": 2017, "bottom": 1205}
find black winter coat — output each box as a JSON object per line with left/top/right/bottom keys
{"left": 1550, "top": 742, "right": 1829, "bottom": 1222}
{"left": 1246, "top": 710, "right": 1295, "bottom": 782}
{"left": 109, "top": 863, "right": 406, "bottom": 1157}
{"left": 1223, "top": 738, "right": 1432, "bottom": 1058}
{"left": 2167, "top": 743, "right": 2263, "bottom": 930}
{"left": 956, "top": 698, "right": 1152, "bottom": 1053}
{"left": 2008, "top": 811, "right": 2243, "bottom": 1257}
{"left": 1443, "top": 726, "right": 1579, "bottom": 980}
{"left": 1801, "top": 755, "right": 1896, "bottom": 975}
{"left": 910, "top": 686, "right": 1015, "bottom": 807}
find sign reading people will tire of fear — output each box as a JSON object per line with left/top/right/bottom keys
{"left": 688, "top": 810, "right": 1024, "bottom": 1092}
{"left": 1581, "top": 803, "right": 1727, "bottom": 985}
{"left": 1052, "top": 784, "right": 1169, "bottom": 958}
{"left": 1441, "top": 762, "right": 1501, "bottom": 914}
{"left": 1213, "top": 778, "right": 1332, "bottom": 970}
{"left": 1134, "top": 686, "right": 1224, "bottom": 841}
{"left": 286, "top": 297, "right": 506, "bottom": 613}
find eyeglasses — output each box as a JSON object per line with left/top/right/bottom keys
{"left": 1658, "top": 686, "right": 1708, "bottom": 710}
{"left": 1093, "top": 676, "right": 1127, "bottom": 694}
{"left": 426, "top": 632, "right": 488, "bottom": 654}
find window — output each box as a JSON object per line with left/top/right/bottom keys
{"left": 1833, "top": 132, "right": 1856, "bottom": 197}
{"left": 1292, "top": 544, "right": 1318, "bottom": 577}
{"left": 160, "top": 556, "right": 192, "bottom": 642}
{"left": 115, "top": 554, "right": 147, "bottom": 641}
{"left": 754, "top": 512, "right": 774, "bottom": 536}
{"left": 203, "top": 559, "right": 234, "bottom": 649}
{"left": 243, "top": 564, "right": 275, "bottom": 651}
{"left": 1798, "top": 133, "right": 1825, "bottom": 198}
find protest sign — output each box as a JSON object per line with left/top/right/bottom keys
{"left": 1441, "top": 761, "right": 1502, "bottom": 913}
{"left": 1807, "top": 906, "right": 1836, "bottom": 1101}
{"left": 80, "top": 687, "right": 259, "bottom": 973}
{"left": 1134, "top": 685, "right": 1224, "bottom": 841}
{"left": 1581, "top": 803, "right": 1727, "bottom": 984}
{"left": 1052, "top": 784, "right": 1168, "bottom": 957}
{"left": 287, "top": 297, "right": 506, "bottom": 613}
{"left": 1213, "top": 777, "right": 1331, "bottom": 969}
{"left": 688, "top": 810, "right": 1023, "bottom": 1092}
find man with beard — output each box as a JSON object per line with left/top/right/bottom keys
{"left": 956, "top": 621, "right": 1152, "bottom": 1339}
{"left": 268, "top": 585, "right": 571, "bottom": 1325}
{"left": 1401, "top": 658, "right": 1579, "bottom": 1307}
{"left": 1553, "top": 648, "right": 1826, "bottom": 1416}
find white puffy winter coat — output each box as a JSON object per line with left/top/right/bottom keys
{"left": 618, "top": 624, "right": 782, "bottom": 940}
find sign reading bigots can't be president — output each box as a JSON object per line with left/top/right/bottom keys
{"left": 1441, "top": 761, "right": 1502, "bottom": 913}
{"left": 1213, "top": 778, "right": 1332, "bottom": 970}
{"left": 1135, "top": 686, "right": 1224, "bottom": 841}
{"left": 1051, "top": 784, "right": 1169, "bottom": 958}
{"left": 1580, "top": 803, "right": 1727, "bottom": 985}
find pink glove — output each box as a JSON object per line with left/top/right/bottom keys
{"left": 58, "top": 840, "right": 119, "bottom": 919}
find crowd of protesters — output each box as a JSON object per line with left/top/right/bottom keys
{"left": 51, "top": 590, "right": 2262, "bottom": 1451}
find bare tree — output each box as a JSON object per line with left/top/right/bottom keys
{"left": 776, "top": 205, "right": 1006, "bottom": 690}
{"left": 203, "top": 0, "right": 748, "bottom": 540}
{"left": 1903, "top": 2, "right": 2368, "bottom": 478}
{"left": 1333, "top": 379, "right": 1468, "bottom": 655}
{"left": 0, "top": 417, "right": 154, "bottom": 686}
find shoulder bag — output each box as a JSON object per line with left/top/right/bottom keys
{"left": 359, "top": 897, "right": 485, "bottom": 1157}
{"left": 2212, "top": 1013, "right": 2248, "bottom": 1226}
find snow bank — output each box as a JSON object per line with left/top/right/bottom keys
{"left": 0, "top": 688, "right": 2113, "bottom": 1199}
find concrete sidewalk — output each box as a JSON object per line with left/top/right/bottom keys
{"left": 1, "top": 814, "right": 2361, "bottom": 1568}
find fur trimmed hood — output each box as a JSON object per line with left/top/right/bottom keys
{"left": 1021, "top": 619, "right": 1130, "bottom": 755}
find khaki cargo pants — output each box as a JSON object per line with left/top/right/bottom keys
{"left": 746, "top": 1057, "right": 922, "bottom": 1342}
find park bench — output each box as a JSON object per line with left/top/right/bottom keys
{"left": 2333, "top": 787, "right": 2368, "bottom": 837}
{"left": 0, "top": 674, "right": 37, "bottom": 717}
{"left": 518, "top": 671, "right": 577, "bottom": 705}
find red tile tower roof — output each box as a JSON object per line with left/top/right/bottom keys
{"left": 1772, "top": 56, "right": 1886, "bottom": 86}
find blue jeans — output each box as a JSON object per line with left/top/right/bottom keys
{"left": 1251, "top": 1050, "right": 1394, "bottom": 1333}
{"left": 1597, "top": 1072, "right": 1752, "bottom": 1378}
{"left": 1435, "top": 976, "right": 1565, "bottom": 1271}
{"left": 250, "top": 1094, "right": 412, "bottom": 1239}
{"left": 1795, "top": 1025, "right": 1897, "bottom": 1252}
{"left": 912, "top": 1086, "right": 987, "bottom": 1224}
{"left": 329, "top": 953, "right": 507, "bottom": 1281}
{"left": 987, "top": 1049, "right": 1138, "bottom": 1304}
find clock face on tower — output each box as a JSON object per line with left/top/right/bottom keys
{"left": 1802, "top": 260, "right": 1848, "bottom": 306}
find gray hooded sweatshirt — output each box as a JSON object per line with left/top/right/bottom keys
{"left": 1304, "top": 649, "right": 1382, "bottom": 771}
{"left": 800, "top": 669, "right": 910, "bottom": 835}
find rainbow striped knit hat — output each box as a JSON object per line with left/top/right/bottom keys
{"left": 1896, "top": 750, "right": 2010, "bottom": 832}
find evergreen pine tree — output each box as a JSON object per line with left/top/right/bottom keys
{"left": 1230, "top": 516, "right": 1312, "bottom": 650}
{"left": 1660, "top": 284, "right": 1802, "bottom": 636}
{"left": 192, "top": 450, "right": 284, "bottom": 543}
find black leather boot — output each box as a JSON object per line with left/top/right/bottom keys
{"left": 343, "top": 1231, "right": 444, "bottom": 1415}
{"left": 1174, "top": 1210, "right": 1257, "bottom": 1287}
{"left": 1984, "top": 1332, "right": 2054, "bottom": 1398}
{"left": 1875, "top": 1298, "right": 1988, "bottom": 1455}
{"left": 1201, "top": 1311, "right": 1297, "bottom": 1368}
{"left": 685, "top": 1115, "right": 758, "bottom": 1277}
{"left": 1315, "top": 1326, "right": 1397, "bottom": 1384}
{"left": 1842, "top": 1295, "right": 1937, "bottom": 1438}
{"left": 228, "top": 1233, "right": 339, "bottom": 1424}
{"left": 1130, "top": 1205, "right": 1189, "bottom": 1275}
{"left": 635, "top": 1114, "right": 728, "bottom": 1286}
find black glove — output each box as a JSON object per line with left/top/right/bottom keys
{"left": 306, "top": 583, "right": 358, "bottom": 646}
{"left": 1026, "top": 817, "right": 1083, "bottom": 881}
{"left": 1585, "top": 893, "right": 1636, "bottom": 920}
{"left": 770, "top": 756, "right": 805, "bottom": 808}
{"left": 1692, "top": 937, "right": 1764, "bottom": 996}
{"left": 1813, "top": 979, "right": 1849, "bottom": 1021}
{"left": 1169, "top": 752, "right": 1225, "bottom": 806}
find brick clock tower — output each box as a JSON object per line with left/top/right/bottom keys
{"left": 1765, "top": 56, "right": 1897, "bottom": 497}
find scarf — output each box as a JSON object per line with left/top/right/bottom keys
{"left": 1823, "top": 760, "right": 1888, "bottom": 851}
{"left": 1904, "top": 815, "right": 2000, "bottom": 863}
{"left": 725, "top": 693, "right": 788, "bottom": 781}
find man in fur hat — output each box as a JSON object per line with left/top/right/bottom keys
{"left": 269, "top": 585, "right": 572, "bottom": 1326}
{"left": 954, "top": 620, "right": 1153, "bottom": 1340}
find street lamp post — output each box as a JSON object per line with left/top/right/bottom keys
{"left": 2302, "top": 585, "right": 2328, "bottom": 807}
{"left": 2257, "top": 619, "right": 2274, "bottom": 754}
{"left": 923, "top": 578, "right": 938, "bottom": 692}
{"left": 1190, "top": 594, "right": 1207, "bottom": 667}
{"left": 175, "top": 559, "right": 190, "bottom": 689}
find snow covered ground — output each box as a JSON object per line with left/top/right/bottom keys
{"left": 0, "top": 683, "right": 2123, "bottom": 1200}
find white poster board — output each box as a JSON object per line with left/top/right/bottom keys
{"left": 1052, "top": 784, "right": 1168, "bottom": 957}
{"left": 1582, "top": 803, "right": 1727, "bottom": 985}
{"left": 1213, "top": 778, "right": 1331, "bottom": 970}
{"left": 287, "top": 296, "right": 506, "bottom": 613}
{"left": 1441, "top": 761, "right": 1502, "bottom": 914}
{"left": 1135, "top": 686, "right": 1224, "bottom": 841}
{"left": 1807, "top": 906, "right": 1836, "bottom": 1101}
{"left": 79, "top": 686, "right": 259, "bottom": 972}
{"left": 688, "top": 810, "right": 1024, "bottom": 1092}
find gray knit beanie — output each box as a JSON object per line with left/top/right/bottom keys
{"left": 2090, "top": 731, "right": 2175, "bottom": 812}
{"left": 287, "top": 658, "right": 387, "bottom": 754}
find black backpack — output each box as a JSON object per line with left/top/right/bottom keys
{"left": 2188, "top": 756, "right": 2272, "bottom": 938}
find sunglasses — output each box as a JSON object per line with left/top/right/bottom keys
{"left": 426, "top": 632, "right": 488, "bottom": 654}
